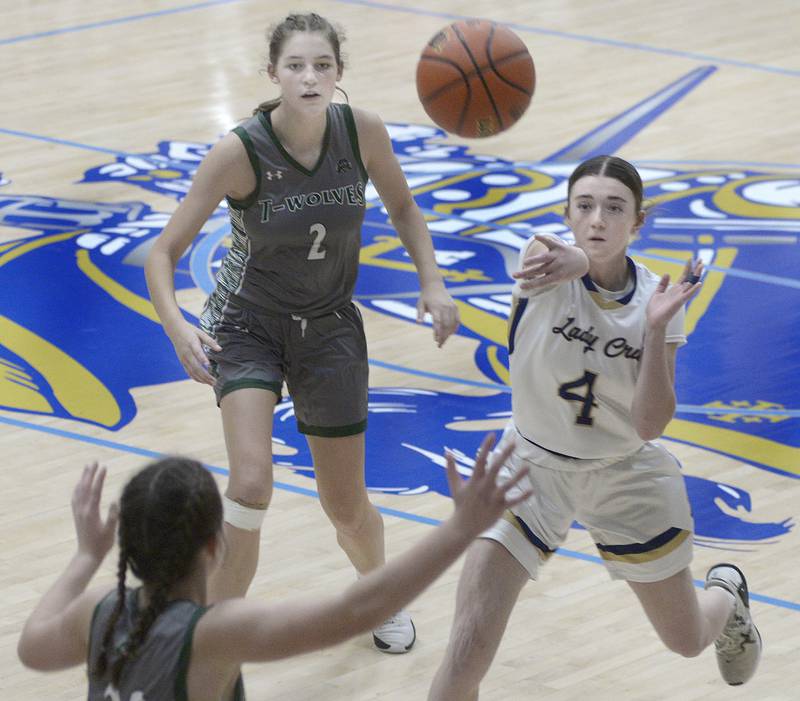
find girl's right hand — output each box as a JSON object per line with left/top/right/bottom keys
{"left": 72, "top": 462, "right": 118, "bottom": 564}
{"left": 446, "top": 433, "right": 532, "bottom": 537}
{"left": 167, "top": 320, "right": 222, "bottom": 385}
{"left": 512, "top": 234, "right": 589, "bottom": 290}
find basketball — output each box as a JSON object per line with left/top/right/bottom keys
{"left": 416, "top": 20, "right": 535, "bottom": 138}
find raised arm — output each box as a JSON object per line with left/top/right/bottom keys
{"left": 352, "top": 107, "right": 459, "bottom": 347}
{"left": 18, "top": 463, "right": 118, "bottom": 670}
{"left": 196, "top": 433, "right": 531, "bottom": 664}
{"left": 144, "top": 132, "right": 253, "bottom": 384}
{"left": 631, "top": 259, "right": 703, "bottom": 439}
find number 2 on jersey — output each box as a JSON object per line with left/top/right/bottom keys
{"left": 558, "top": 370, "right": 598, "bottom": 426}
{"left": 307, "top": 223, "right": 327, "bottom": 260}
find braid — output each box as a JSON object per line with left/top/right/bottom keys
{"left": 109, "top": 579, "right": 170, "bottom": 687}
{"left": 92, "top": 457, "right": 222, "bottom": 689}
{"left": 93, "top": 545, "right": 128, "bottom": 680}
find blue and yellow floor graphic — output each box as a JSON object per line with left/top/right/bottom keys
{"left": 1, "top": 65, "right": 797, "bottom": 597}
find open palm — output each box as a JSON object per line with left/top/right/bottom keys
{"left": 647, "top": 259, "right": 704, "bottom": 330}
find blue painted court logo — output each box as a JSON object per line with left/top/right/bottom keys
{"left": 2, "top": 66, "right": 796, "bottom": 547}
{"left": 271, "top": 388, "right": 793, "bottom": 547}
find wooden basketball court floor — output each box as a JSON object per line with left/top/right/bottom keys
{"left": 1, "top": 1, "right": 798, "bottom": 699}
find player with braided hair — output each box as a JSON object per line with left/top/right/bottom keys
{"left": 18, "top": 435, "right": 531, "bottom": 700}
{"left": 92, "top": 458, "right": 224, "bottom": 693}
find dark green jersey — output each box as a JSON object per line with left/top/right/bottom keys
{"left": 87, "top": 588, "right": 244, "bottom": 701}
{"left": 203, "top": 102, "right": 368, "bottom": 329}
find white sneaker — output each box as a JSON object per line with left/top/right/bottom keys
{"left": 372, "top": 610, "right": 416, "bottom": 653}
{"left": 705, "top": 563, "right": 762, "bottom": 685}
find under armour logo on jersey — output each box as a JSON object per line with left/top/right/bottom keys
{"left": 264, "top": 170, "right": 284, "bottom": 180}
{"left": 337, "top": 159, "right": 352, "bottom": 173}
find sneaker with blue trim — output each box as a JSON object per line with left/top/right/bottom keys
{"left": 372, "top": 610, "right": 416, "bottom": 653}
{"left": 705, "top": 563, "right": 762, "bottom": 685}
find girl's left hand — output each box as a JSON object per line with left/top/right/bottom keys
{"left": 446, "top": 433, "right": 533, "bottom": 537}
{"left": 418, "top": 281, "right": 460, "bottom": 347}
{"left": 647, "top": 259, "right": 704, "bottom": 330}
{"left": 71, "top": 462, "right": 119, "bottom": 563}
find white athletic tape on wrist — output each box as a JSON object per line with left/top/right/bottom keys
{"left": 223, "top": 496, "right": 267, "bottom": 531}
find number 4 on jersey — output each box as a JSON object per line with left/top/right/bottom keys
{"left": 558, "top": 370, "right": 598, "bottom": 426}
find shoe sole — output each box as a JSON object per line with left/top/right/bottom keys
{"left": 706, "top": 562, "right": 763, "bottom": 686}
{"left": 726, "top": 625, "right": 762, "bottom": 687}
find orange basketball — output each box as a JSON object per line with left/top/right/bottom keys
{"left": 416, "top": 20, "right": 535, "bottom": 138}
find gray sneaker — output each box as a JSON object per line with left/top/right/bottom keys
{"left": 705, "top": 563, "right": 762, "bottom": 685}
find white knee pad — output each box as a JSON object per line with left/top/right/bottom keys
{"left": 223, "top": 496, "right": 267, "bottom": 531}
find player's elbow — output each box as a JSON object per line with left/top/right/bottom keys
{"left": 146, "top": 235, "right": 178, "bottom": 270}
{"left": 17, "top": 621, "right": 78, "bottom": 671}
{"left": 633, "top": 410, "right": 672, "bottom": 441}
{"left": 17, "top": 632, "right": 49, "bottom": 671}
{"left": 635, "top": 422, "right": 664, "bottom": 441}
{"left": 632, "top": 395, "right": 675, "bottom": 441}
{"left": 385, "top": 195, "right": 419, "bottom": 230}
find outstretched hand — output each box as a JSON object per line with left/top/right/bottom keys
{"left": 646, "top": 258, "right": 704, "bottom": 331}
{"left": 417, "top": 281, "right": 460, "bottom": 347}
{"left": 71, "top": 462, "right": 119, "bottom": 564}
{"left": 512, "top": 234, "right": 590, "bottom": 291}
{"left": 168, "top": 320, "right": 222, "bottom": 385}
{"left": 446, "top": 433, "right": 532, "bottom": 537}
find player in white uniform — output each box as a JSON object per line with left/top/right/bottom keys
{"left": 428, "top": 156, "right": 762, "bottom": 700}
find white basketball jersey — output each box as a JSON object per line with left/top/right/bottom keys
{"left": 509, "top": 242, "right": 685, "bottom": 462}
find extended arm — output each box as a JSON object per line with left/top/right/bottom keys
{"left": 512, "top": 234, "right": 589, "bottom": 291}
{"left": 196, "top": 434, "right": 531, "bottom": 663}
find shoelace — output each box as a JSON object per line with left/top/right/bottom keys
{"left": 376, "top": 616, "right": 399, "bottom": 629}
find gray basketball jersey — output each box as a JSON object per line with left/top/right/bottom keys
{"left": 87, "top": 588, "right": 244, "bottom": 701}
{"left": 203, "top": 102, "right": 368, "bottom": 328}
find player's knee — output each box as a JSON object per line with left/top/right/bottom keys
{"left": 324, "top": 497, "right": 375, "bottom": 536}
{"left": 228, "top": 459, "right": 273, "bottom": 504}
{"left": 320, "top": 494, "right": 380, "bottom": 536}
{"left": 224, "top": 464, "right": 273, "bottom": 531}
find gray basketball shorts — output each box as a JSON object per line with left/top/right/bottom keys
{"left": 482, "top": 431, "right": 694, "bottom": 583}
{"left": 205, "top": 300, "right": 368, "bottom": 437}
